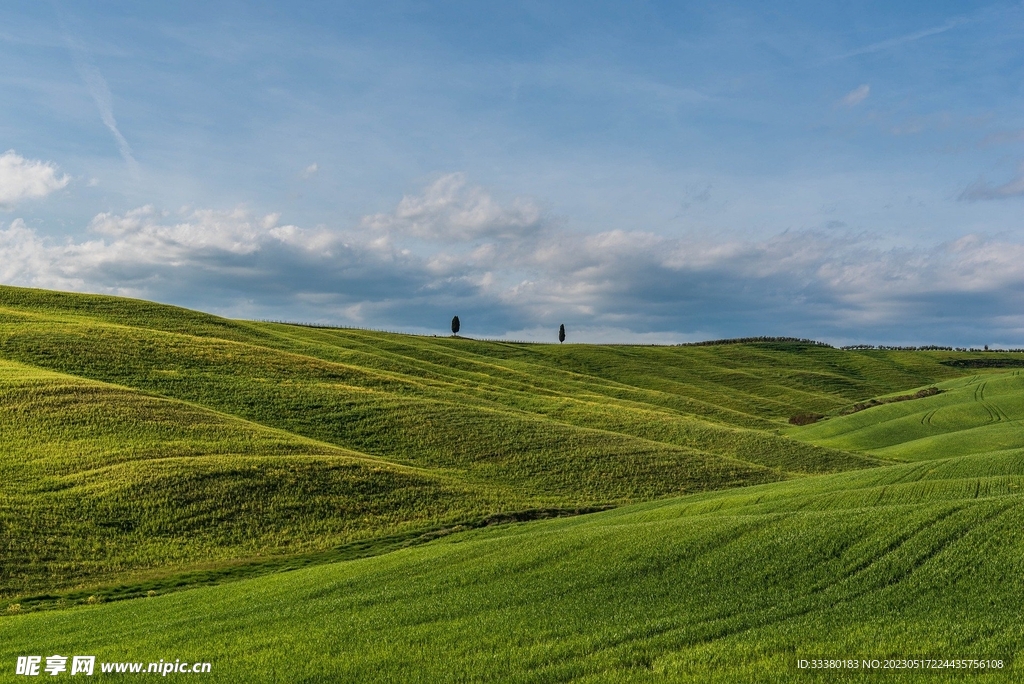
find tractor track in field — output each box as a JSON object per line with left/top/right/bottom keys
{"left": 990, "top": 402, "right": 1011, "bottom": 422}
{"left": 971, "top": 381, "right": 1010, "bottom": 425}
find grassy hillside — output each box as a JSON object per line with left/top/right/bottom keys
{"left": 6, "top": 286, "right": 1024, "bottom": 680}
{"left": 0, "top": 358, "right": 528, "bottom": 597}
{"left": 0, "top": 285, "right": 937, "bottom": 598}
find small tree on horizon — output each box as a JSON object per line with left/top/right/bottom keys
{"left": 558, "top": 323, "right": 565, "bottom": 344}
{"left": 451, "top": 315, "right": 460, "bottom": 336}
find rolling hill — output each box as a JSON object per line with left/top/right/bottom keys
{"left": 4, "top": 285, "right": 1024, "bottom": 681}
{"left": 0, "top": 284, "right": 930, "bottom": 599}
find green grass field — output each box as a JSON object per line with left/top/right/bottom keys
{"left": 2, "top": 285, "right": 1024, "bottom": 681}
{"left": 4, "top": 453, "right": 1023, "bottom": 682}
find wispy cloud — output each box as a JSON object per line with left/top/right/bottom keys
{"left": 301, "top": 163, "right": 318, "bottom": 178}
{"left": 59, "top": 21, "right": 139, "bottom": 177}
{"left": 959, "top": 165, "right": 1024, "bottom": 201}
{"left": 72, "top": 59, "right": 139, "bottom": 176}
{"left": 829, "top": 17, "right": 966, "bottom": 61}
{"left": 838, "top": 84, "right": 870, "bottom": 107}
{"left": 0, "top": 151, "right": 69, "bottom": 208}
{"left": 979, "top": 129, "right": 1024, "bottom": 147}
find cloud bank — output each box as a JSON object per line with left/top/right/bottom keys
{"left": 0, "top": 151, "right": 70, "bottom": 207}
{"left": 2, "top": 174, "right": 1024, "bottom": 345}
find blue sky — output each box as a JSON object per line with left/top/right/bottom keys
{"left": 3, "top": 1, "right": 1024, "bottom": 344}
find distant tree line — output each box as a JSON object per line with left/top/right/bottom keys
{"left": 942, "top": 358, "right": 1024, "bottom": 368}
{"left": 842, "top": 345, "right": 1024, "bottom": 353}
{"left": 677, "top": 336, "right": 833, "bottom": 348}
{"left": 841, "top": 344, "right": 955, "bottom": 351}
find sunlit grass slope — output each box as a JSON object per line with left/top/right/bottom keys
{"left": 0, "top": 289, "right": 875, "bottom": 498}
{"left": 0, "top": 286, "right": 959, "bottom": 485}
{"left": 0, "top": 358, "right": 524, "bottom": 598}
{"left": 5, "top": 451, "right": 1023, "bottom": 682}
{"left": 791, "top": 371, "right": 1024, "bottom": 462}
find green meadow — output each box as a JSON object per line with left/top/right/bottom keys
{"left": 2, "top": 284, "right": 1024, "bottom": 681}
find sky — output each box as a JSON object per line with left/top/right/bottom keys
{"left": 2, "top": 1, "right": 1024, "bottom": 345}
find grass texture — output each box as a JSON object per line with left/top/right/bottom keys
{"left": 3, "top": 452, "right": 1023, "bottom": 682}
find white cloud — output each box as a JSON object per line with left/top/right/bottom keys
{"left": 362, "top": 173, "right": 543, "bottom": 242}
{"left": 839, "top": 84, "right": 870, "bottom": 107}
{"left": 0, "top": 219, "right": 71, "bottom": 287}
{"left": 0, "top": 151, "right": 70, "bottom": 207}
{"left": 0, "top": 206, "right": 344, "bottom": 297}
{"left": 85, "top": 205, "right": 334, "bottom": 257}
{"left": 302, "top": 163, "right": 318, "bottom": 178}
